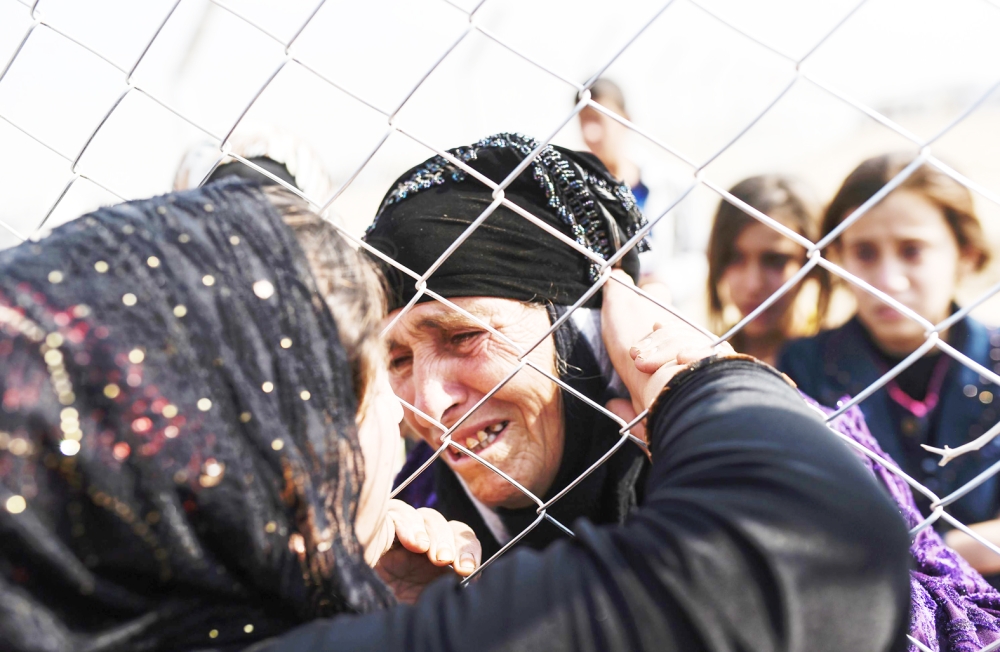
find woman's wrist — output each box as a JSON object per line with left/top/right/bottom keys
{"left": 638, "top": 361, "right": 685, "bottom": 411}
{"left": 646, "top": 354, "right": 791, "bottom": 421}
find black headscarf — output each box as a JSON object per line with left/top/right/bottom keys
{"left": 364, "top": 132, "right": 648, "bottom": 310}
{"left": 371, "top": 134, "right": 650, "bottom": 556}
{"left": 0, "top": 180, "right": 392, "bottom": 652}
{"left": 206, "top": 157, "right": 299, "bottom": 190}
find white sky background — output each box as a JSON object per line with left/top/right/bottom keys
{"left": 3, "top": 0, "right": 1000, "bottom": 321}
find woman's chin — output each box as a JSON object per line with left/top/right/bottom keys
{"left": 738, "top": 320, "right": 778, "bottom": 340}
{"left": 462, "top": 471, "right": 537, "bottom": 510}
{"left": 860, "top": 318, "right": 928, "bottom": 355}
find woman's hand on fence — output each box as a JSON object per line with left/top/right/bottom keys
{"left": 375, "top": 500, "right": 482, "bottom": 604}
{"left": 602, "top": 269, "right": 732, "bottom": 413}
{"left": 628, "top": 322, "right": 733, "bottom": 374}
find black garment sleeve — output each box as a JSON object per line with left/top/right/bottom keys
{"left": 254, "top": 358, "right": 911, "bottom": 652}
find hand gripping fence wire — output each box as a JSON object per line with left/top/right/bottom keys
{"left": 7, "top": 0, "right": 1000, "bottom": 637}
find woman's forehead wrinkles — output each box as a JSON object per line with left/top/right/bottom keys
{"left": 418, "top": 310, "right": 490, "bottom": 332}
{"left": 388, "top": 304, "right": 498, "bottom": 347}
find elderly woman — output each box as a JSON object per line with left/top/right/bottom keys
{"left": 364, "top": 133, "right": 657, "bottom": 557}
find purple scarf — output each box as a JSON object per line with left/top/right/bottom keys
{"left": 812, "top": 395, "right": 1000, "bottom": 651}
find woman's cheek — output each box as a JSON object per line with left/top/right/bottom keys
{"left": 777, "top": 262, "right": 801, "bottom": 287}
{"left": 476, "top": 342, "right": 525, "bottom": 385}
{"left": 919, "top": 255, "right": 960, "bottom": 314}
{"left": 389, "top": 374, "right": 414, "bottom": 405}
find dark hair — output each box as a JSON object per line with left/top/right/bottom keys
{"left": 577, "top": 78, "right": 627, "bottom": 113}
{"left": 822, "top": 153, "right": 990, "bottom": 272}
{"left": 707, "top": 174, "right": 826, "bottom": 333}
{"left": 263, "top": 186, "right": 387, "bottom": 414}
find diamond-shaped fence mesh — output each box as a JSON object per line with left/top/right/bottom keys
{"left": 6, "top": 1, "right": 1000, "bottom": 649}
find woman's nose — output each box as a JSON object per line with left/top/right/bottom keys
{"left": 581, "top": 121, "right": 604, "bottom": 146}
{"left": 739, "top": 264, "right": 765, "bottom": 297}
{"left": 874, "top": 260, "right": 910, "bottom": 294}
{"left": 411, "top": 365, "right": 466, "bottom": 433}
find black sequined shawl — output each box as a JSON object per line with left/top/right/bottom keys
{"left": 0, "top": 180, "right": 392, "bottom": 652}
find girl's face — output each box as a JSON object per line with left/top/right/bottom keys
{"left": 838, "top": 189, "right": 974, "bottom": 355}
{"left": 720, "top": 217, "right": 806, "bottom": 338}
{"left": 354, "top": 366, "right": 404, "bottom": 566}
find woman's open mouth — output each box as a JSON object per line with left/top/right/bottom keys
{"left": 447, "top": 421, "right": 509, "bottom": 462}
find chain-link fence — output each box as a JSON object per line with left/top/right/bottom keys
{"left": 5, "top": 1, "right": 1000, "bottom": 650}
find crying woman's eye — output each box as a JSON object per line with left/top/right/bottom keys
{"left": 450, "top": 331, "right": 483, "bottom": 346}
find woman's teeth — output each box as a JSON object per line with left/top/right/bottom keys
{"left": 464, "top": 421, "right": 507, "bottom": 452}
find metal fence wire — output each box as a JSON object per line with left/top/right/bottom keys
{"left": 4, "top": 1, "right": 1000, "bottom": 650}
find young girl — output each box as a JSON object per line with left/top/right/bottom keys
{"left": 707, "top": 174, "right": 826, "bottom": 364}
{"left": 777, "top": 153, "right": 1000, "bottom": 577}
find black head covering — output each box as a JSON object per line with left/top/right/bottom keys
{"left": 364, "top": 132, "right": 648, "bottom": 311}
{"left": 207, "top": 156, "right": 299, "bottom": 190}
{"left": 0, "top": 180, "right": 392, "bottom": 652}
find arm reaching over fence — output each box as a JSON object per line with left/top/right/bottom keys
{"left": 253, "top": 293, "right": 911, "bottom": 652}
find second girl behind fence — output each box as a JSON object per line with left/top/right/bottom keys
{"left": 706, "top": 174, "right": 826, "bottom": 365}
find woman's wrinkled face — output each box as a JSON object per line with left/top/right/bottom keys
{"left": 355, "top": 366, "right": 404, "bottom": 566}
{"left": 385, "top": 298, "right": 564, "bottom": 510}
{"left": 839, "top": 190, "right": 972, "bottom": 355}
{"left": 720, "top": 218, "right": 806, "bottom": 337}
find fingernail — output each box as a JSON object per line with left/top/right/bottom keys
{"left": 436, "top": 548, "right": 454, "bottom": 563}
{"left": 635, "top": 346, "right": 656, "bottom": 362}
{"left": 460, "top": 553, "right": 476, "bottom": 570}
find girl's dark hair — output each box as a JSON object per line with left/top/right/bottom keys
{"left": 822, "top": 153, "right": 990, "bottom": 272}
{"left": 707, "top": 174, "right": 826, "bottom": 333}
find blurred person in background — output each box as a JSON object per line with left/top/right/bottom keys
{"left": 777, "top": 153, "right": 1000, "bottom": 581}
{"left": 576, "top": 79, "right": 709, "bottom": 313}
{"left": 707, "top": 174, "right": 827, "bottom": 364}
{"left": 0, "top": 179, "right": 481, "bottom": 651}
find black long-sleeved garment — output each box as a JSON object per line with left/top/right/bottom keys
{"left": 255, "top": 358, "right": 912, "bottom": 652}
